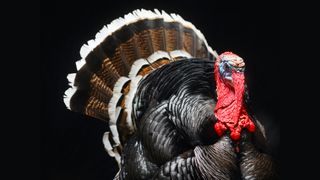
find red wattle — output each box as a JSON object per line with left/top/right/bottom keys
{"left": 247, "top": 121, "right": 256, "bottom": 132}
{"left": 213, "top": 52, "right": 255, "bottom": 141}
{"left": 214, "top": 122, "right": 227, "bottom": 136}
{"left": 230, "top": 131, "right": 241, "bottom": 141}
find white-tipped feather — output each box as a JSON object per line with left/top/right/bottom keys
{"left": 63, "top": 87, "right": 76, "bottom": 109}
{"left": 87, "top": 40, "right": 97, "bottom": 52}
{"left": 108, "top": 77, "right": 130, "bottom": 126}
{"left": 161, "top": 10, "right": 174, "bottom": 22}
{"left": 107, "top": 77, "right": 131, "bottom": 149}
{"left": 109, "top": 125, "right": 121, "bottom": 145}
{"left": 132, "top": 10, "right": 140, "bottom": 20}
{"left": 115, "top": 106, "right": 122, "bottom": 122}
{"left": 113, "top": 148, "right": 121, "bottom": 166}
{"left": 125, "top": 75, "right": 143, "bottom": 131}
{"left": 80, "top": 44, "right": 90, "bottom": 58}
{"left": 102, "top": 132, "right": 121, "bottom": 166}
{"left": 169, "top": 50, "right": 192, "bottom": 59}
{"left": 103, "top": 132, "right": 115, "bottom": 155}
{"left": 100, "top": 25, "right": 108, "bottom": 34}
{"left": 108, "top": 93, "right": 122, "bottom": 125}
{"left": 154, "top": 9, "right": 162, "bottom": 16}
{"left": 170, "top": 13, "right": 181, "bottom": 23}
{"left": 148, "top": 9, "right": 158, "bottom": 19}
{"left": 147, "top": 51, "right": 171, "bottom": 63}
{"left": 124, "top": 13, "right": 136, "bottom": 25}
{"left": 67, "top": 73, "right": 76, "bottom": 84}
{"left": 75, "top": 59, "right": 86, "bottom": 70}
{"left": 113, "top": 77, "right": 130, "bottom": 93}
{"left": 63, "top": 73, "right": 77, "bottom": 109}
{"left": 128, "top": 59, "right": 149, "bottom": 78}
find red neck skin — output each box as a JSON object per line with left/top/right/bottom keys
{"left": 213, "top": 61, "right": 255, "bottom": 141}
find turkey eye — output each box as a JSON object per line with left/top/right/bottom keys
{"left": 224, "top": 64, "right": 229, "bottom": 70}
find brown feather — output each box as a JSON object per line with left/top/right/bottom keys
{"left": 85, "top": 96, "right": 109, "bottom": 120}
{"left": 164, "top": 29, "right": 178, "bottom": 52}
{"left": 135, "top": 30, "right": 154, "bottom": 58}
{"left": 149, "top": 28, "right": 166, "bottom": 51}
{"left": 182, "top": 31, "right": 195, "bottom": 56}
{"left": 94, "top": 58, "right": 120, "bottom": 89}
{"left": 120, "top": 37, "right": 139, "bottom": 69}
{"left": 109, "top": 48, "right": 130, "bottom": 76}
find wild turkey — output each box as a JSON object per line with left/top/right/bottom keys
{"left": 64, "top": 9, "right": 279, "bottom": 179}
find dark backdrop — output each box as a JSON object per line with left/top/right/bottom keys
{"left": 41, "top": 0, "right": 280, "bottom": 179}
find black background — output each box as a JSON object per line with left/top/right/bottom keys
{"left": 41, "top": 0, "right": 280, "bottom": 179}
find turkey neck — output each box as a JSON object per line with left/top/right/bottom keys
{"left": 213, "top": 63, "right": 255, "bottom": 141}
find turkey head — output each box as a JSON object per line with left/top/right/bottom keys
{"left": 214, "top": 52, "right": 256, "bottom": 141}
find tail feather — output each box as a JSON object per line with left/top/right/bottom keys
{"left": 63, "top": 9, "right": 216, "bottom": 168}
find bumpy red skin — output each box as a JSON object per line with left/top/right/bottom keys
{"left": 213, "top": 52, "right": 255, "bottom": 141}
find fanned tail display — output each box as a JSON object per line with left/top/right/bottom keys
{"left": 63, "top": 9, "right": 217, "bottom": 167}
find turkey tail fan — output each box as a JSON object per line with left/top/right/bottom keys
{"left": 63, "top": 9, "right": 217, "bottom": 166}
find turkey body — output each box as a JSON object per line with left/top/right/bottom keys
{"left": 119, "top": 59, "right": 279, "bottom": 180}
